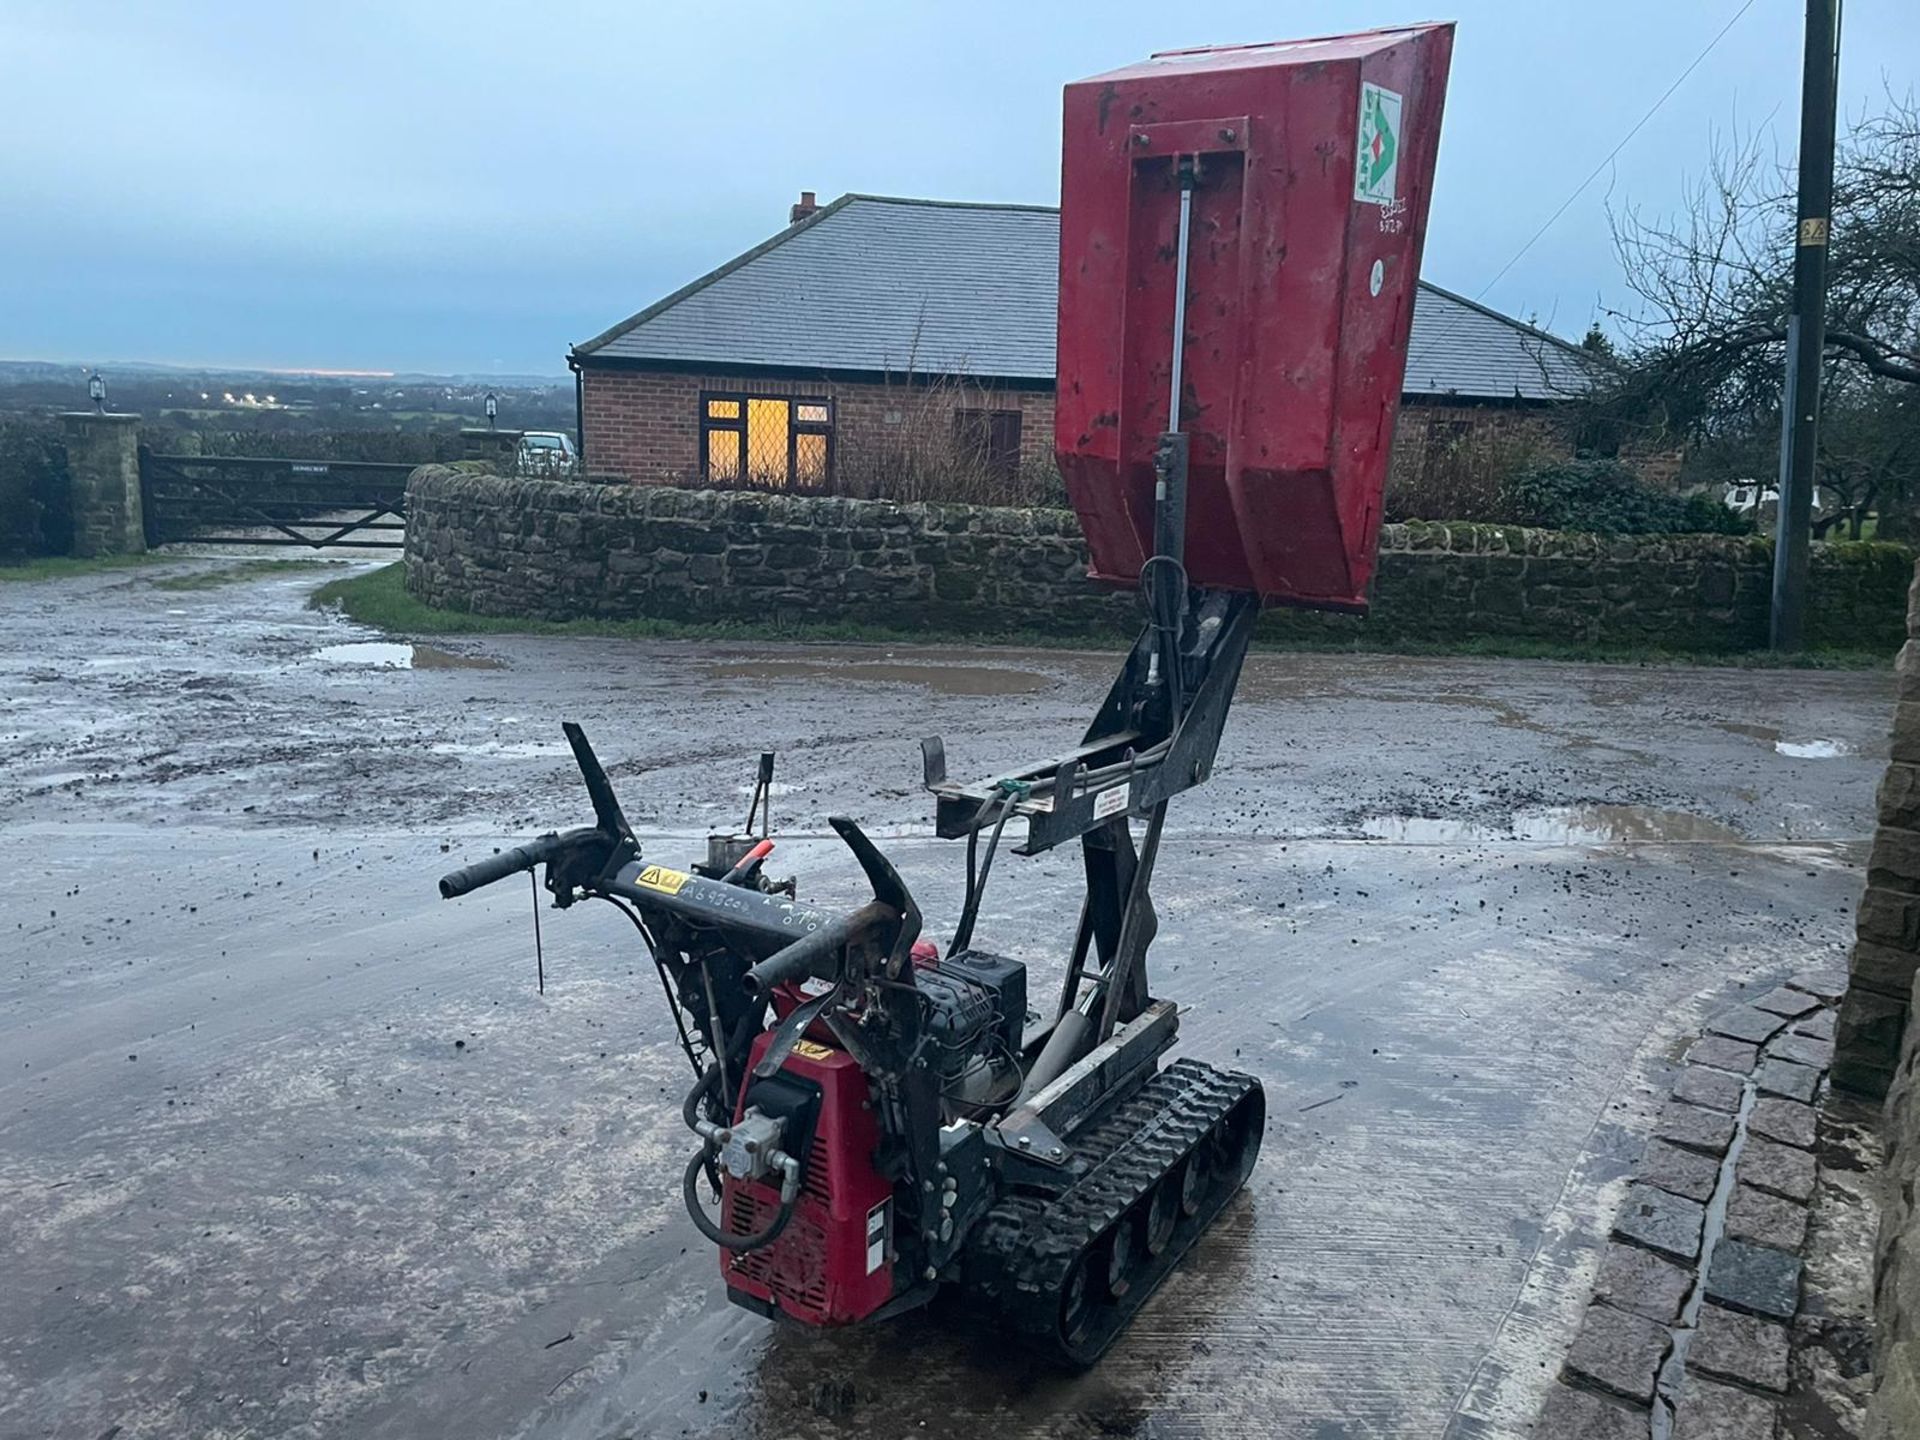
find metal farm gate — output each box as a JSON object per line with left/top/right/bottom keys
{"left": 139, "top": 450, "right": 413, "bottom": 549}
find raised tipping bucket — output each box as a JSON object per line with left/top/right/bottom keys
{"left": 1056, "top": 25, "right": 1455, "bottom": 613}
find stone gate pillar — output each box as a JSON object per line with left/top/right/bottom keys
{"left": 60, "top": 411, "right": 145, "bottom": 557}
{"left": 460, "top": 427, "right": 523, "bottom": 469}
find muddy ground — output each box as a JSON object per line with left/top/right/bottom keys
{"left": 0, "top": 558, "right": 1894, "bottom": 1439}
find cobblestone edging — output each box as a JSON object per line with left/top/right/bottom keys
{"left": 1539, "top": 971, "right": 1846, "bottom": 1439}
{"left": 400, "top": 468, "right": 1912, "bottom": 653}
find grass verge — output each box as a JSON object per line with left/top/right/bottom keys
{"left": 0, "top": 553, "right": 162, "bottom": 582}
{"left": 150, "top": 559, "right": 334, "bottom": 591}
{"left": 311, "top": 563, "right": 1891, "bottom": 669}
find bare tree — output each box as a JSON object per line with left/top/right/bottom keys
{"left": 1587, "top": 96, "right": 1920, "bottom": 535}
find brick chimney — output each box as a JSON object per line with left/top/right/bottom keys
{"left": 789, "top": 190, "right": 819, "bottom": 224}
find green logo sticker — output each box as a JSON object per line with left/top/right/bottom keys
{"left": 1354, "top": 82, "right": 1403, "bottom": 205}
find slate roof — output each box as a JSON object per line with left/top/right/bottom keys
{"left": 576, "top": 194, "right": 1594, "bottom": 401}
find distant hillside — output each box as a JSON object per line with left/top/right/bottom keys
{"left": 0, "top": 360, "right": 575, "bottom": 435}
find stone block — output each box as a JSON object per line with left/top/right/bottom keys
{"left": 1614, "top": 1182, "right": 1706, "bottom": 1262}
{"left": 1790, "top": 1007, "right": 1836, "bottom": 1042}
{"left": 1563, "top": 1301, "right": 1671, "bottom": 1403}
{"left": 1767, "top": 1030, "right": 1834, "bottom": 1071}
{"left": 1534, "top": 1382, "right": 1650, "bottom": 1440}
{"left": 1704, "top": 1238, "right": 1801, "bottom": 1321}
{"left": 1725, "top": 1183, "right": 1808, "bottom": 1252}
{"left": 1689, "top": 1301, "right": 1790, "bottom": 1393}
{"left": 1752, "top": 1057, "right": 1819, "bottom": 1104}
{"left": 1638, "top": 1139, "right": 1722, "bottom": 1203}
{"left": 1655, "top": 1100, "right": 1736, "bottom": 1158}
{"left": 1684, "top": 1036, "right": 1758, "bottom": 1075}
{"left": 1848, "top": 940, "right": 1920, "bottom": 1000}
{"left": 1875, "top": 763, "right": 1920, "bottom": 833}
{"left": 1788, "top": 968, "right": 1848, "bottom": 1002}
{"left": 1868, "top": 826, "right": 1920, "bottom": 894}
{"left": 1894, "top": 702, "right": 1920, "bottom": 765}
{"left": 1670, "top": 1373, "right": 1778, "bottom": 1440}
{"left": 1832, "top": 986, "right": 1906, "bottom": 1097}
{"left": 1706, "top": 1006, "right": 1787, "bottom": 1046}
{"left": 1674, "top": 1064, "right": 1744, "bottom": 1114}
{"left": 1750, "top": 986, "right": 1821, "bottom": 1018}
{"left": 1856, "top": 885, "right": 1920, "bottom": 951}
{"left": 1736, "top": 1135, "right": 1816, "bottom": 1204}
{"left": 1748, "top": 1097, "right": 1817, "bottom": 1150}
{"left": 1593, "top": 1241, "right": 1695, "bottom": 1324}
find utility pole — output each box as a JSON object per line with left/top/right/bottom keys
{"left": 1770, "top": 0, "right": 1841, "bottom": 651}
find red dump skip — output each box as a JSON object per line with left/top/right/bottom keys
{"left": 1056, "top": 24, "right": 1455, "bottom": 612}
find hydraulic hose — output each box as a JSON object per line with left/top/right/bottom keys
{"left": 681, "top": 1148, "right": 798, "bottom": 1254}
{"left": 679, "top": 1065, "right": 798, "bottom": 1253}
{"left": 683, "top": 1064, "right": 722, "bottom": 1131}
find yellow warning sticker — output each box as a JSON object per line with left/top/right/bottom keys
{"left": 790, "top": 1039, "right": 838, "bottom": 1062}
{"left": 635, "top": 864, "right": 690, "bottom": 895}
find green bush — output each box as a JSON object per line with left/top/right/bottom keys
{"left": 1497, "top": 458, "right": 1753, "bottom": 535}
{"left": 0, "top": 420, "right": 71, "bottom": 558}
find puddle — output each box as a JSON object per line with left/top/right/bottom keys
{"left": 1362, "top": 804, "right": 1745, "bottom": 846}
{"left": 1775, "top": 738, "right": 1851, "bottom": 759}
{"left": 705, "top": 659, "right": 1047, "bottom": 696}
{"left": 317, "top": 642, "right": 504, "bottom": 671}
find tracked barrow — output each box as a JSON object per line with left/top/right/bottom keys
{"left": 438, "top": 24, "right": 1453, "bottom": 1364}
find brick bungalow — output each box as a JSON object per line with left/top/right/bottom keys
{"left": 568, "top": 191, "right": 1595, "bottom": 491}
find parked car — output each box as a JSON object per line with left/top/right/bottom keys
{"left": 1723, "top": 481, "right": 1828, "bottom": 515}
{"left": 516, "top": 431, "right": 578, "bottom": 476}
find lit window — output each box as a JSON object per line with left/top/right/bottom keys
{"left": 746, "top": 399, "right": 790, "bottom": 481}
{"left": 706, "top": 429, "right": 742, "bottom": 481}
{"left": 795, "top": 432, "right": 828, "bottom": 484}
{"left": 699, "top": 392, "right": 833, "bottom": 487}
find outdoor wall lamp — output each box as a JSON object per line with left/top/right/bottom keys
{"left": 87, "top": 371, "right": 106, "bottom": 413}
{"left": 485, "top": 392, "right": 498, "bottom": 429}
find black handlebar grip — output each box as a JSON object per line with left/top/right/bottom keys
{"left": 438, "top": 835, "right": 560, "bottom": 899}
{"left": 742, "top": 901, "right": 894, "bottom": 997}
{"left": 743, "top": 915, "right": 855, "bottom": 996}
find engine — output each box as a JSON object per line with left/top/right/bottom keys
{"left": 720, "top": 947, "right": 1027, "bottom": 1324}
{"left": 913, "top": 950, "right": 1027, "bottom": 1119}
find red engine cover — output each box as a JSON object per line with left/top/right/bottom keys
{"left": 719, "top": 1031, "right": 893, "bottom": 1325}
{"left": 1057, "top": 25, "right": 1455, "bottom": 612}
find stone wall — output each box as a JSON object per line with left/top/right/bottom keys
{"left": 1832, "top": 559, "right": 1920, "bottom": 1439}
{"left": 1838, "top": 572, "right": 1920, "bottom": 1099}
{"left": 403, "top": 468, "right": 1913, "bottom": 655}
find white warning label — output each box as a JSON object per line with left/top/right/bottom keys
{"left": 865, "top": 1199, "right": 888, "bottom": 1273}
{"left": 1093, "top": 784, "right": 1130, "bottom": 821}
{"left": 1354, "top": 82, "right": 1404, "bottom": 205}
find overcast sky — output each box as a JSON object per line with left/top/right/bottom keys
{"left": 2, "top": 1, "right": 1913, "bottom": 376}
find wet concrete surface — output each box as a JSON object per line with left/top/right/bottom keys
{"left": 0, "top": 557, "right": 1896, "bottom": 1438}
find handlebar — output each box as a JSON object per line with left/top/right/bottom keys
{"left": 742, "top": 900, "right": 897, "bottom": 998}
{"left": 438, "top": 826, "right": 604, "bottom": 899}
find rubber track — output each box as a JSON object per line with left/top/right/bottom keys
{"left": 961, "top": 1057, "right": 1260, "bottom": 1361}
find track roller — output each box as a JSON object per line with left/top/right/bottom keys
{"left": 962, "top": 1057, "right": 1265, "bottom": 1366}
